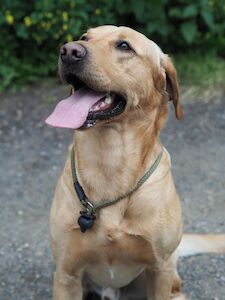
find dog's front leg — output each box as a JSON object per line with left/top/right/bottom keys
{"left": 53, "top": 271, "right": 83, "bottom": 300}
{"left": 146, "top": 258, "right": 175, "bottom": 300}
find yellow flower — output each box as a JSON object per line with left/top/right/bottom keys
{"left": 62, "top": 11, "right": 69, "bottom": 22}
{"left": 62, "top": 24, "right": 68, "bottom": 31}
{"left": 6, "top": 14, "right": 14, "bottom": 25}
{"left": 24, "top": 16, "right": 32, "bottom": 27}
{"left": 66, "top": 34, "right": 73, "bottom": 42}
{"left": 95, "top": 8, "right": 101, "bottom": 15}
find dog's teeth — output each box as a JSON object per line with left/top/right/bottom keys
{"left": 90, "top": 97, "right": 112, "bottom": 113}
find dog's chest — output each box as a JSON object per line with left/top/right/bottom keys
{"left": 86, "top": 260, "right": 145, "bottom": 289}
{"left": 83, "top": 221, "right": 156, "bottom": 288}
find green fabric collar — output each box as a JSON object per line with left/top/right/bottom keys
{"left": 71, "top": 145, "right": 163, "bottom": 232}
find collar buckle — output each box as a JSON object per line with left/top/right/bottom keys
{"left": 84, "top": 200, "right": 96, "bottom": 215}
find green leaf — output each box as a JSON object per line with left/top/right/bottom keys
{"left": 201, "top": 10, "right": 214, "bottom": 29}
{"left": 131, "top": 0, "right": 145, "bottom": 21}
{"left": 200, "top": 0, "right": 209, "bottom": 9}
{"left": 180, "top": 22, "right": 197, "bottom": 44}
{"left": 183, "top": 4, "right": 198, "bottom": 18}
{"left": 169, "top": 7, "right": 182, "bottom": 18}
{"left": 157, "top": 24, "right": 169, "bottom": 36}
{"left": 16, "top": 24, "right": 29, "bottom": 39}
{"left": 147, "top": 22, "right": 158, "bottom": 34}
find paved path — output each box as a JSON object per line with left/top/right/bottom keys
{"left": 0, "top": 85, "right": 224, "bottom": 299}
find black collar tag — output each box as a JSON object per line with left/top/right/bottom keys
{"left": 78, "top": 211, "right": 96, "bottom": 233}
{"left": 74, "top": 181, "right": 96, "bottom": 232}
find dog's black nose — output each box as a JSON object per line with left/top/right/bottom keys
{"left": 60, "top": 42, "right": 87, "bottom": 63}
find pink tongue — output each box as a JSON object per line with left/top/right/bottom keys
{"left": 45, "top": 87, "right": 106, "bottom": 129}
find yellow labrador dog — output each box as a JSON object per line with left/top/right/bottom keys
{"left": 46, "top": 26, "right": 225, "bottom": 300}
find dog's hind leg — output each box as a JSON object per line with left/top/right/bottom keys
{"left": 145, "top": 249, "right": 188, "bottom": 300}
{"left": 146, "top": 252, "right": 179, "bottom": 300}
{"left": 170, "top": 271, "right": 188, "bottom": 300}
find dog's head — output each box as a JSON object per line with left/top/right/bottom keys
{"left": 46, "top": 26, "right": 183, "bottom": 129}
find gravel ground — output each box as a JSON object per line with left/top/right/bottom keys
{"left": 0, "top": 83, "right": 224, "bottom": 300}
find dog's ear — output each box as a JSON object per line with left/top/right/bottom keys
{"left": 162, "top": 55, "right": 183, "bottom": 120}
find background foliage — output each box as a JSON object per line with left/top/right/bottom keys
{"left": 0, "top": 0, "right": 224, "bottom": 90}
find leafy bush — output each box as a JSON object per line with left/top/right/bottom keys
{"left": 116, "top": 0, "right": 225, "bottom": 53}
{"left": 0, "top": 0, "right": 224, "bottom": 90}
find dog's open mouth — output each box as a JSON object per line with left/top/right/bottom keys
{"left": 45, "top": 74, "right": 126, "bottom": 129}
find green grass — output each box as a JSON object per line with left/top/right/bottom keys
{"left": 174, "top": 52, "right": 225, "bottom": 90}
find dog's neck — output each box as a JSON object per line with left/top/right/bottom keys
{"left": 73, "top": 108, "right": 163, "bottom": 203}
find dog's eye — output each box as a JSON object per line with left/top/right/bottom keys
{"left": 80, "top": 35, "right": 88, "bottom": 41}
{"left": 116, "top": 41, "right": 132, "bottom": 51}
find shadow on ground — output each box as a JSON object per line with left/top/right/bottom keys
{"left": 0, "top": 83, "right": 224, "bottom": 300}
